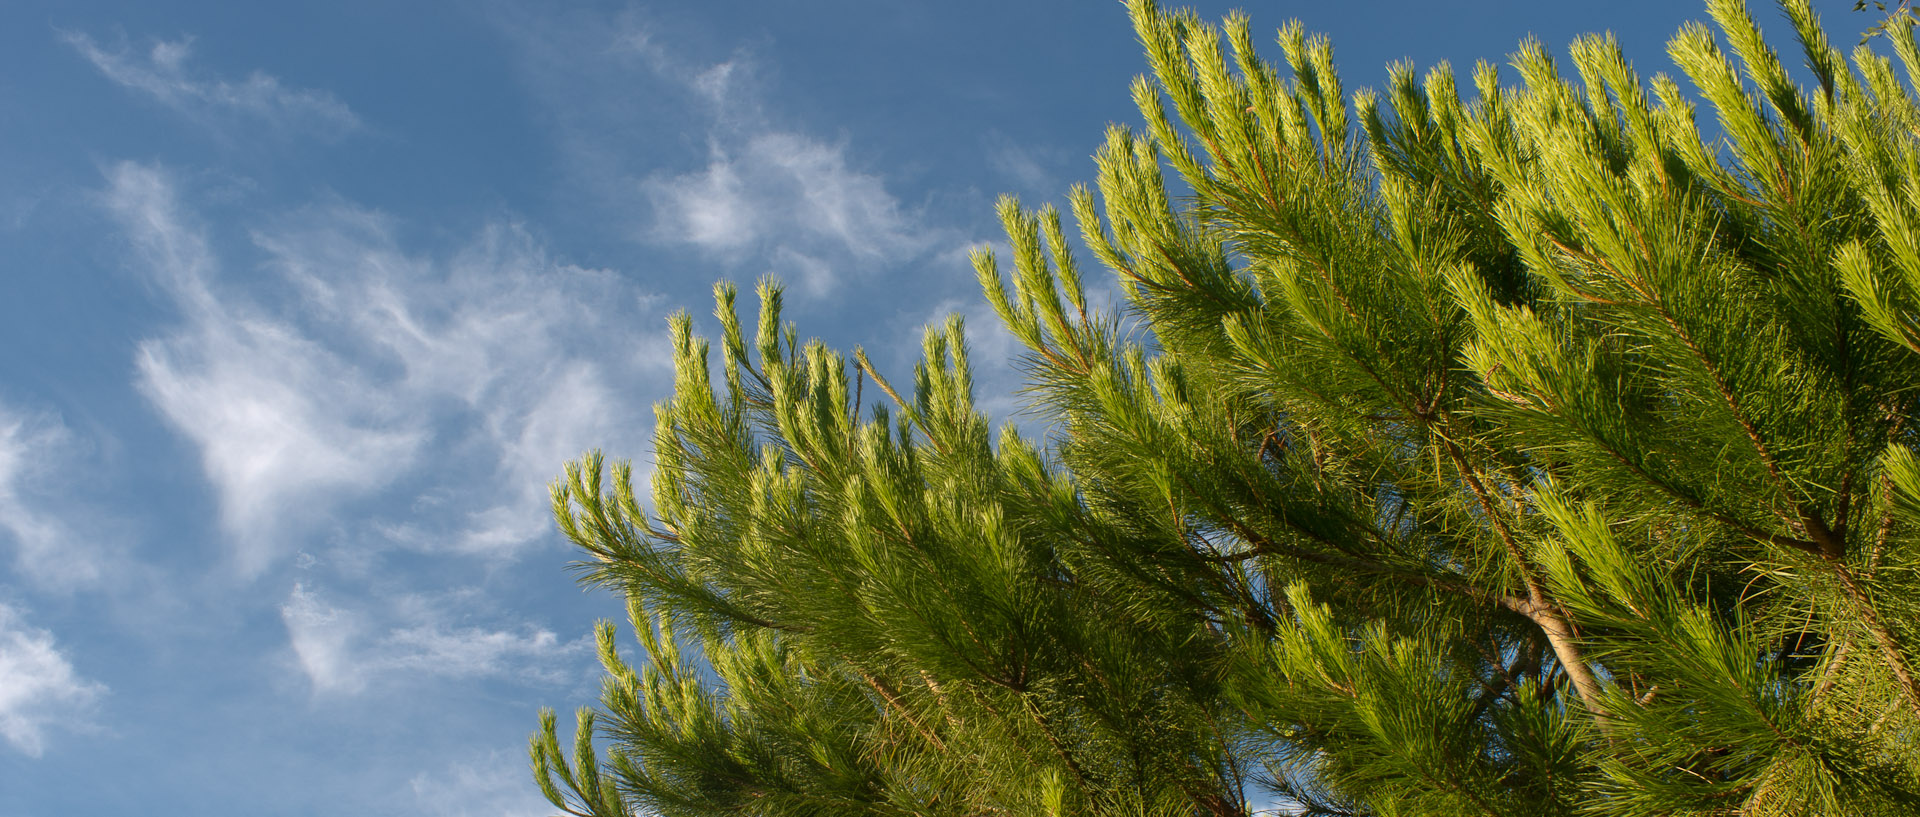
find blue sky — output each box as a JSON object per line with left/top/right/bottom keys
{"left": 0, "top": 0, "right": 1827, "bottom": 814}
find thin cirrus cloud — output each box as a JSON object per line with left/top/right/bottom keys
{"left": 62, "top": 30, "right": 362, "bottom": 140}
{"left": 511, "top": 10, "right": 951, "bottom": 298}
{"left": 644, "top": 131, "right": 930, "bottom": 293}
{"left": 101, "top": 161, "right": 667, "bottom": 576}
{"left": 280, "top": 584, "right": 583, "bottom": 695}
{"left": 104, "top": 162, "right": 421, "bottom": 575}
{"left": 0, "top": 601, "right": 104, "bottom": 757}
{"left": 0, "top": 406, "right": 103, "bottom": 590}
{"left": 634, "top": 48, "right": 935, "bottom": 295}
{"left": 410, "top": 750, "right": 559, "bottom": 817}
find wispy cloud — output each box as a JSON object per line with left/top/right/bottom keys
{"left": 281, "top": 584, "right": 583, "bottom": 695}
{"left": 634, "top": 45, "right": 939, "bottom": 296}
{"left": 101, "top": 162, "right": 666, "bottom": 574}
{"left": 645, "top": 132, "right": 927, "bottom": 289}
{"left": 0, "top": 404, "right": 123, "bottom": 591}
{"left": 410, "top": 750, "right": 557, "bottom": 817}
{"left": 0, "top": 602, "right": 104, "bottom": 757}
{"left": 506, "top": 8, "right": 956, "bottom": 298}
{"left": 983, "top": 129, "right": 1067, "bottom": 199}
{"left": 62, "top": 31, "right": 361, "bottom": 140}
{"left": 0, "top": 409, "right": 86, "bottom": 588}
{"left": 104, "top": 163, "right": 421, "bottom": 574}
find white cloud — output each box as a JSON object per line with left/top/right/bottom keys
{"left": 0, "top": 408, "right": 91, "bottom": 588}
{"left": 642, "top": 115, "right": 932, "bottom": 296}
{"left": 102, "top": 162, "right": 667, "bottom": 574}
{"left": 281, "top": 583, "right": 364, "bottom": 693}
{"left": 63, "top": 31, "right": 361, "bottom": 140}
{"left": 690, "top": 61, "right": 742, "bottom": 107}
{"left": 648, "top": 149, "right": 755, "bottom": 251}
{"left": 504, "top": 7, "right": 953, "bottom": 297}
{"left": 0, "top": 602, "right": 104, "bottom": 757}
{"left": 0, "top": 404, "right": 130, "bottom": 591}
{"left": 136, "top": 328, "right": 426, "bottom": 567}
{"left": 384, "top": 623, "right": 564, "bottom": 679}
{"left": 410, "top": 751, "right": 556, "bottom": 817}
{"left": 257, "top": 218, "right": 665, "bottom": 560}
{"left": 605, "top": 16, "right": 752, "bottom": 115}
{"left": 106, "top": 164, "right": 424, "bottom": 575}
{"left": 984, "top": 130, "right": 1065, "bottom": 197}
{"left": 454, "top": 363, "right": 618, "bottom": 554}
{"left": 281, "top": 584, "right": 582, "bottom": 695}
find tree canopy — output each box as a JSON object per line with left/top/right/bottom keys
{"left": 530, "top": 0, "right": 1920, "bottom": 814}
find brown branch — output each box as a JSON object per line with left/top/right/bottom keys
{"left": 852, "top": 348, "right": 909, "bottom": 411}
{"left": 1648, "top": 296, "right": 1846, "bottom": 558}
{"left": 1808, "top": 640, "right": 1853, "bottom": 709}
{"left": 1019, "top": 692, "right": 1090, "bottom": 791}
{"left": 861, "top": 671, "right": 946, "bottom": 751}
{"left": 1581, "top": 428, "right": 1823, "bottom": 556}
{"left": 1827, "top": 562, "right": 1920, "bottom": 716}
{"left": 1440, "top": 435, "right": 1610, "bottom": 730}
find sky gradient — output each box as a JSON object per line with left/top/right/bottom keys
{"left": 0, "top": 1, "right": 1831, "bottom": 814}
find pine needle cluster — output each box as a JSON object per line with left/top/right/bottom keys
{"left": 531, "top": 1, "right": 1920, "bottom": 814}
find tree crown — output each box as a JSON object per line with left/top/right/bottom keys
{"left": 533, "top": 1, "right": 1920, "bottom": 814}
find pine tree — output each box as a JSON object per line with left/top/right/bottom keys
{"left": 531, "top": 0, "right": 1920, "bottom": 814}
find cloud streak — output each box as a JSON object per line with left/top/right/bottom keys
{"left": 0, "top": 404, "right": 129, "bottom": 591}
{"left": 635, "top": 55, "right": 939, "bottom": 296}
{"left": 281, "top": 584, "right": 582, "bottom": 695}
{"left": 507, "top": 9, "right": 955, "bottom": 298}
{"left": 105, "top": 164, "right": 422, "bottom": 574}
{"left": 410, "top": 750, "right": 557, "bottom": 817}
{"left": 645, "top": 132, "right": 927, "bottom": 288}
{"left": 0, "top": 408, "right": 89, "bottom": 589}
{"left": 63, "top": 31, "right": 361, "bottom": 140}
{"left": 0, "top": 603, "right": 104, "bottom": 757}
{"left": 102, "top": 162, "right": 666, "bottom": 575}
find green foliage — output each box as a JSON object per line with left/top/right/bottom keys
{"left": 532, "top": 1, "right": 1920, "bottom": 814}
